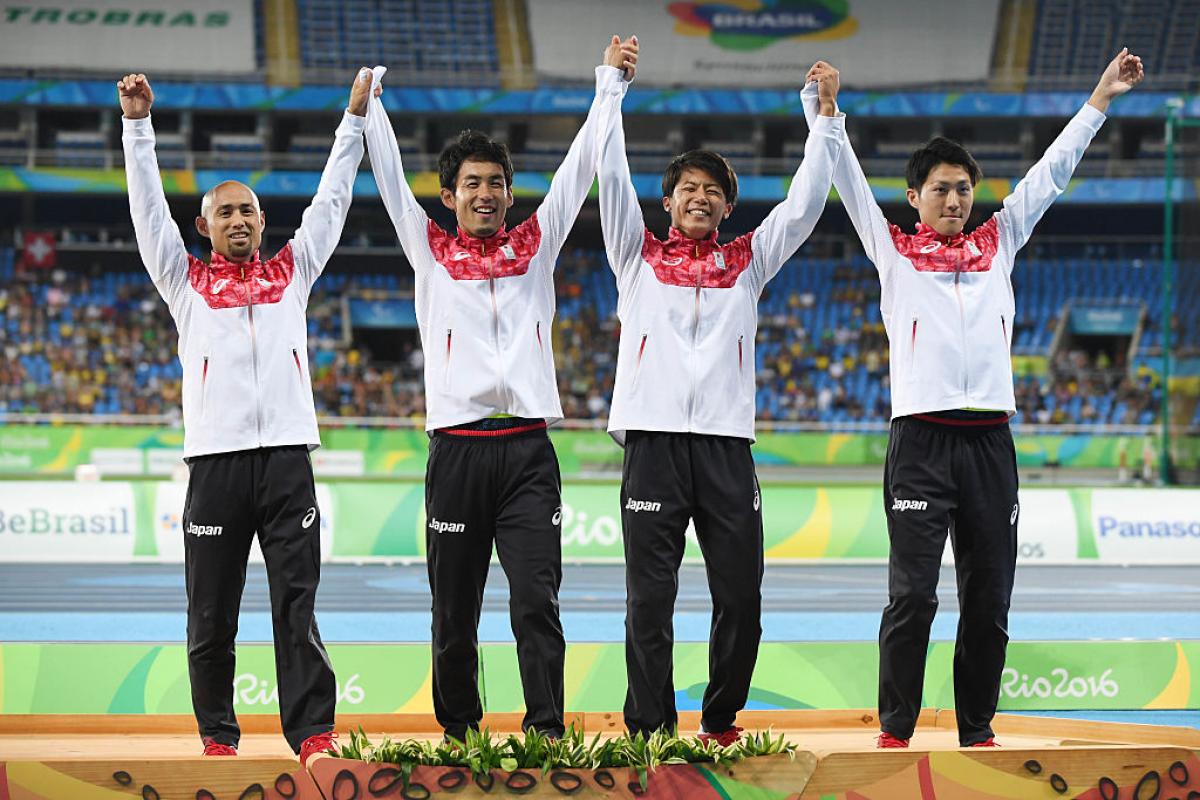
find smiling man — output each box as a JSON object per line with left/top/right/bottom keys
{"left": 598, "top": 52, "right": 845, "bottom": 744}
{"left": 799, "top": 51, "right": 1143, "bottom": 748}
{"left": 363, "top": 37, "right": 637, "bottom": 743}
{"left": 120, "top": 69, "right": 371, "bottom": 764}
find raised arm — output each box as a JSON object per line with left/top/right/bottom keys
{"left": 800, "top": 63, "right": 894, "bottom": 270}
{"left": 363, "top": 66, "right": 432, "bottom": 272}
{"left": 751, "top": 65, "right": 844, "bottom": 286}
{"left": 119, "top": 73, "right": 190, "bottom": 314}
{"left": 535, "top": 36, "right": 636, "bottom": 264}
{"left": 597, "top": 36, "right": 644, "bottom": 281}
{"left": 995, "top": 49, "right": 1142, "bottom": 262}
{"left": 291, "top": 69, "right": 370, "bottom": 288}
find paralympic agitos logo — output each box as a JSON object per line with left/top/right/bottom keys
{"left": 668, "top": 0, "right": 859, "bottom": 51}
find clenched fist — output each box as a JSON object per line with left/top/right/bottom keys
{"left": 805, "top": 61, "right": 839, "bottom": 117}
{"left": 604, "top": 35, "right": 639, "bottom": 82}
{"left": 117, "top": 73, "right": 153, "bottom": 119}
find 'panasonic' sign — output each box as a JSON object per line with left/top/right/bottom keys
{"left": 1097, "top": 516, "right": 1200, "bottom": 538}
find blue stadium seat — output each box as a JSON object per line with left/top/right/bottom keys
{"left": 297, "top": 0, "right": 500, "bottom": 87}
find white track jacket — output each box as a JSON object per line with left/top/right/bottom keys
{"left": 123, "top": 111, "right": 365, "bottom": 458}
{"left": 601, "top": 87, "right": 845, "bottom": 444}
{"left": 365, "top": 65, "right": 626, "bottom": 431}
{"left": 800, "top": 82, "right": 1106, "bottom": 419}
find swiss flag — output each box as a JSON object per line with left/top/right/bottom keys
{"left": 20, "top": 231, "right": 56, "bottom": 270}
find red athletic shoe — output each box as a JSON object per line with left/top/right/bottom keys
{"left": 697, "top": 726, "right": 743, "bottom": 747}
{"left": 202, "top": 737, "right": 237, "bottom": 756}
{"left": 876, "top": 732, "right": 910, "bottom": 748}
{"left": 299, "top": 731, "right": 339, "bottom": 766}
{"left": 968, "top": 737, "right": 999, "bottom": 747}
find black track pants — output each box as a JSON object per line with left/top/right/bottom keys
{"left": 425, "top": 430, "right": 565, "bottom": 741}
{"left": 878, "top": 417, "right": 1019, "bottom": 745}
{"left": 621, "top": 431, "right": 764, "bottom": 738}
{"left": 183, "top": 445, "right": 335, "bottom": 753}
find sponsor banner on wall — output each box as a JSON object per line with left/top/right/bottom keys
{"left": 1090, "top": 489, "right": 1200, "bottom": 564}
{"left": 311, "top": 449, "right": 366, "bottom": 477}
{"left": 146, "top": 448, "right": 185, "bottom": 476}
{"left": 526, "top": 0, "right": 999, "bottom": 88}
{"left": 942, "top": 489, "right": 1079, "bottom": 566}
{"left": 2, "top": 640, "right": 1195, "bottom": 714}
{"left": 89, "top": 448, "right": 144, "bottom": 475}
{"left": 925, "top": 640, "right": 1197, "bottom": 712}
{"left": 0, "top": 482, "right": 136, "bottom": 561}
{"left": 3, "top": 481, "right": 1200, "bottom": 564}
{"left": 0, "top": 425, "right": 1175, "bottom": 477}
{"left": 0, "top": 0, "right": 255, "bottom": 74}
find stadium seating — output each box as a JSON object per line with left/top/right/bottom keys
{"left": 153, "top": 133, "right": 189, "bottom": 171}
{"left": 1027, "top": 0, "right": 1200, "bottom": 89}
{"left": 0, "top": 128, "right": 28, "bottom": 167}
{"left": 2, "top": 246, "right": 1187, "bottom": 427}
{"left": 296, "top": 0, "right": 501, "bottom": 87}
{"left": 53, "top": 131, "right": 107, "bottom": 169}
{"left": 209, "top": 134, "right": 267, "bottom": 171}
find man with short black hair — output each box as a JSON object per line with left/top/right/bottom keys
{"left": 598, "top": 51, "right": 845, "bottom": 744}
{"left": 120, "top": 69, "right": 373, "bottom": 763}
{"left": 364, "top": 37, "right": 638, "bottom": 742}
{"left": 799, "top": 51, "right": 1143, "bottom": 748}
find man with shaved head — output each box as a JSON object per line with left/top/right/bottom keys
{"left": 120, "top": 70, "right": 372, "bottom": 764}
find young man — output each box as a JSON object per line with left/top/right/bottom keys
{"left": 598, "top": 52, "right": 845, "bottom": 743}
{"left": 120, "top": 70, "right": 373, "bottom": 763}
{"left": 799, "top": 51, "right": 1143, "bottom": 748}
{"left": 363, "top": 37, "right": 638, "bottom": 742}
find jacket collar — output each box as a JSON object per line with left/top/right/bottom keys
{"left": 913, "top": 222, "right": 968, "bottom": 248}
{"left": 666, "top": 226, "right": 720, "bottom": 249}
{"left": 208, "top": 250, "right": 262, "bottom": 271}
{"left": 455, "top": 225, "right": 510, "bottom": 249}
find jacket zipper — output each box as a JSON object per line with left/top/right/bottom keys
{"left": 1001, "top": 315, "right": 1008, "bottom": 345}
{"left": 687, "top": 245, "right": 702, "bottom": 424}
{"left": 631, "top": 331, "right": 648, "bottom": 390}
{"left": 243, "top": 267, "right": 263, "bottom": 443}
{"left": 201, "top": 355, "right": 209, "bottom": 416}
{"left": 486, "top": 244, "right": 509, "bottom": 407}
{"left": 536, "top": 320, "right": 543, "bottom": 354}
{"left": 292, "top": 348, "right": 303, "bottom": 378}
{"left": 738, "top": 334, "right": 744, "bottom": 373}
{"left": 909, "top": 317, "right": 918, "bottom": 376}
{"left": 444, "top": 328, "right": 453, "bottom": 390}
{"left": 955, "top": 269, "right": 968, "bottom": 398}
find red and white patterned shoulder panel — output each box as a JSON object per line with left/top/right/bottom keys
{"left": 187, "top": 244, "right": 295, "bottom": 310}
{"left": 427, "top": 215, "right": 543, "bottom": 281}
{"left": 641, "top": 229, "right": 755, "bottom": 289}
{"left": 888, "top": 217, "right": 999, "bottom": 273}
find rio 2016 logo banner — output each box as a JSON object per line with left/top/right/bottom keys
{"left": 668, "top": 0, "right": 859, "bottom": 51}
